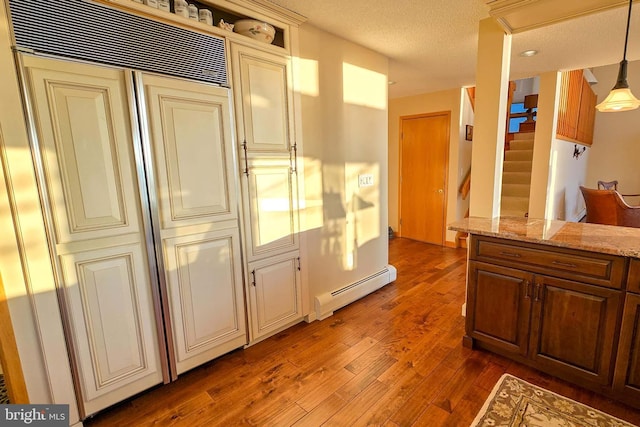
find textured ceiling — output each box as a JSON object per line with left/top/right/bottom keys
{"left": 265, "top": 0, "right": 640, "bottom": 98}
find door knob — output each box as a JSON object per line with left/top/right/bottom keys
{"left": 437, "top": 189, "right": 444, "bottom": 194}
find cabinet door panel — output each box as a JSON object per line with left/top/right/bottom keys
{"left": 467, "top": 261, "right": 532, "bottom": 356}
{"left": 614, "top": 294, "right": 640, "bottom": 399}
{"left": 231, "top": 43, "right": 293, "bottom": 153}
{"left": 530, "top": 276, "right": 620, "bottom": 385}
{"left": 25, "top": 57, "right": 140, "bottom": 242}
{"left": 248, "top": 252, "right": 302, "bottom": 340}
{"left": 143, "top": 74, "right": 236, "bottom": 229}
{"left": 242, "top": 158, "right": 299, "bottom": 260}
{"left": 60, "top": 245, "right": 160, "bottom": 403}
{"left": 163, "top": 230, "right": 246, "bottom": 373}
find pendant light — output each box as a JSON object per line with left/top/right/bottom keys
{"left": 596, "top": 0, "right": 640, "bottom": 112}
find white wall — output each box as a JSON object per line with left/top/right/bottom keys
{"left": 546, "top": 139, "right": 590, "bottom": 221}
{"left": 588, "top": 61, "right": 640, "bottom": 196}
{"left": 388, "top": 88, "right": 468, "bottom": 243}
{"left": 297, "top": 25, "right": 390, "bottom": 302}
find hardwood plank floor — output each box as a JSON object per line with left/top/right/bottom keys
{"left": 86, "top": 238, "right": 640, "bottom": 426}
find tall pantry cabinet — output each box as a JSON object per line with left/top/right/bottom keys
{"left": 230, "top": 41, "right": 304, "bottom": 342}
{"left": 20, "top": 55, "right": 247, "bottom": 416}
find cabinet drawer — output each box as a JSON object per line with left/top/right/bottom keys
{"left": 472, "top": 237, "right": 625, "bottom": 288}
{"left": 628, "top": 259, "right": 640, "bottom": 294}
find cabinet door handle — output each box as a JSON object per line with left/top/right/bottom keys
{"left": 551, "top": 260, "right": 577, "bottom": 269}
{"left": 500, "top": 251, "right": 521, "bottom": 258}
{"left": 251, "top": 269, "right": 256, "bottom": 287}
{"left": 242, "top": 140, "right": 249, "bottom": 177}
{"left": 534, "top": 283, "right": 541, "bottom": 302}
{"left": 290, "top": 142, "right": 298, "bottom": 174}
{"left": 297, "top": 257, "right": 301, "bottom": 271}
{"left": 523, "top": 280, "right": 531, "bottom": 299}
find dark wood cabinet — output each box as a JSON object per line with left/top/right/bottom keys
{"left": 529, "top": 275, "right": 620, "bottom": 386}
{"left": 613, "top": 293, "right": 640, "bottom": 406}
{"left": 628, "top": 259, "right": 640, "bottom": 293}
{"left": 466, "top": 235, "right": 625, "bottom": 393}
{"left": 467, "top": 261, "right": 532, "bottom": 356}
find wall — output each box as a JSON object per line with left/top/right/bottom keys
{"left": 588, "top": 61, "right": 640, "bottom": 196}
{"left": 388, "top": 88, "right": 467, "bottom": 243}
{"left": 297, "top": 25, "right": 390, "bottom": 303}
{"left": 0, "top": 2, "right": 80, "bottom": 422}
{"left": 546, "top": 139, "right": 590, "bottom": 221}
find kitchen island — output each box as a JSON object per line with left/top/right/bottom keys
{"left": 449, "top": 217, "right": 640, "bottom": 410}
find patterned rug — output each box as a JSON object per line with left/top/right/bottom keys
{"left": 471, "top": 374, "right": 637, "bottom": 427}
{"left": 0, "top": 374, "right": 9, "bottom": 404}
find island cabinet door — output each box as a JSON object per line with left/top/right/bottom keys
{"left": 528, "top": 275, "right": 621, "bottom": 386}
{"left": 466, "top": 261, "right": 533, "bottom": 357}
{"left": 613, "top": 293, "right": 640, "bottom": 402}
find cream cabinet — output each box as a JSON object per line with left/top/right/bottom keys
{"left": 230, "top": 42, "right": 295, "bottom": 155}
{"left": 138, "top": 74, "right": 247, "bottom": 375}
{"left": 230, "top": 42, "right": 304, "bottom": 342}
{"left": 22, "top": 56, "right": 165, "bottom": 416}
{"left": 241, "top": 157, "right": 299, "bottom": 261}
{"left": 248, "top": 252, "right": 302, "bottom": 340}
{"left": 21, "top": 56, "right": 249, "bottom": 416}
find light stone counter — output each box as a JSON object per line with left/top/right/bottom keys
{"left": 449, "top": 216, "right": 640, "bottom": 258}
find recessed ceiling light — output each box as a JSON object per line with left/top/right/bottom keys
{"left": 520, "top": 50, "right": 539, "bottom": 57}
{"left": 388, "top": 81, "right": 397, "bottom": 85}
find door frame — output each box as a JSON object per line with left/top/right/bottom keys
{"left": 398, "top": 111, "right": 451, "bottom": 245}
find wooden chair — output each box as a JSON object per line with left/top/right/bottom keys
{"left": 597, "top": 180, "right": 618, "bottom": 190}
{"left": 579, "top": 186, "right": 640, "bottom": 228}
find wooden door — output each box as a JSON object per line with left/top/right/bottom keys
{"left": 140, "top": 73, "right": 246, "bottom": 375}
{"left": 22, "top": 56, "right": 164, "bottom": 416}
{"left": 241, "top": 157, "right": 299, "bottom": 261}
{"left": 230, "top": 42, "right": 293, "bottom": 154}
{"left": 399, "top": 112, "right": 449, "bottom": 245}
{"left": 613, "top": 293, "right": 640, "bottom": 403}
{"left": 529, "top": 275, "right": 621, "bottom": 386}
{"left": 466, "top": 261, "right": 532, "bottom": 356}
{"left": 247, "top": 252, "right": 302, "bottom": 341}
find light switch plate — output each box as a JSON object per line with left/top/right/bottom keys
{"left": 358, "top": 174, "right": 374, "bottom": 187}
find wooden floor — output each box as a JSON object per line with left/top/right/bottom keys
{"left": 86, "top": 238, "right": 640, "bottom": 426}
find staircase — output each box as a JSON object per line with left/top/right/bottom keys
{"left": 501, "top": 132, "right": 534, "bottom": 217}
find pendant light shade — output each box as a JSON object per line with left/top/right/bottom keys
{"left": 596, "top": 0, "right": 640, "bottom": 112}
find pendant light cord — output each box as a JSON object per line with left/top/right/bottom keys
{"left": 624, "top": 0, "right": 633, "bottom": 60}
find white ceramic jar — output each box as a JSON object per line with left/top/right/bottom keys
{"left": 174, "top": 0, "right": 189, "bottom": 18}
{"left": 187, "top": 4, "right": 198, "bottom": 20}
{"left": 198, "top": 9, "right": 213, "bottom": 25}
{"left": 157, "top": 0, "right": 170, "bottom": 12}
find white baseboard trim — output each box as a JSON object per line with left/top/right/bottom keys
{"left": 314, "top": 265, "right": 397, "bottom": 320}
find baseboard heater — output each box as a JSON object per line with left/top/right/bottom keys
{"left": 314, "top": 265, "right": 397, "bottom": 320}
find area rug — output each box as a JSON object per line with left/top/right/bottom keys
{"left": 0, "top": 374, "right": 9, "bottom": 404}
{"left": 471, "top": 374, "right": 637, "bottom": 427}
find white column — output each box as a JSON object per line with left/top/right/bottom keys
{"left": 469, "top": 18, "right": 512, "bottom": 218}
{"left": 529, "top": 71, "right": 561, "bottom": 219}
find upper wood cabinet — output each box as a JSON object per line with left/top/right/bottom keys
{"left": 557, "top": 69, "right": 596, "bottom": 146}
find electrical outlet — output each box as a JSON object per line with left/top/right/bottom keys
{"left": 358, "top": 174, "right": 374, "bottom": 187}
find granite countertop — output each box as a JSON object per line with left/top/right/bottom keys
{"left": 448, "top": 217, "right": 640, "bottom": 258}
